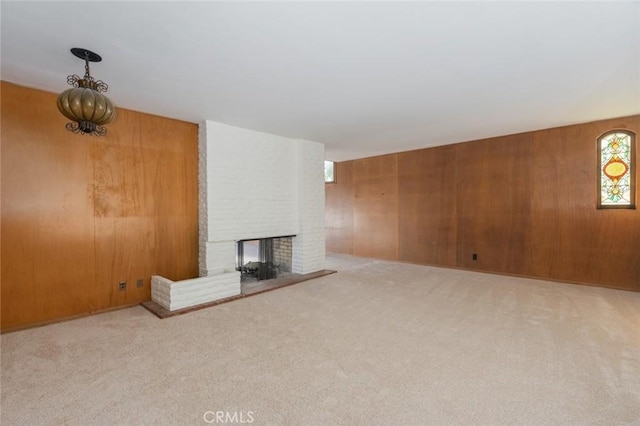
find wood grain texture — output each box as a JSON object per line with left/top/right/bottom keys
{"left": 352, "top": 155, "right": 399, "bottom": 260}
{"left": 398, "top": 146, "right": 457, "bottom": 267}
{"left": 1, "top": 83, "right": 96, "bottom": 326}
{"left": 455, "top": 133, "right": 533, "bottom": 275}
{"left": 530, "top": 116, "right": 640, "bottom": 290}
{"left": 1, "top": 82, "right": 199, "bottom": 330}
{"left": 325, "top": 114, "right": 640, "bottom": 291}
{"left": 325, "top": 161, "right": 355, "bottom": 254}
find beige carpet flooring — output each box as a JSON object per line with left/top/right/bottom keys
{"left": 2, "top": 253, "right": 639, "bottom": 425}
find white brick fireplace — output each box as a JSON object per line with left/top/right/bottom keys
{"left": 152, "top": 121, "right": 326, "bottom": 311}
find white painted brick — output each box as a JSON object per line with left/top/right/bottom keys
{"left": 151, "top": 272, "right": 241, "bottom": 311}
{"left": 292, "top": 139, "right": 326, "bottom": 274}
{"left": 198, "top": 122, "right": 210, "bottom": 276}
{"left": 205, "top": 241, "right": 237, "bottom": 275}
{"left": 188, "top": 121, "right": 327, "bottom": 311}
{"left": 203, "top": 121, "right": 299, "bottom": 242}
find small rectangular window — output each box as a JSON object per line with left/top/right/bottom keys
{"left": 324, "top": 160, "right": 335, "bottom": 183}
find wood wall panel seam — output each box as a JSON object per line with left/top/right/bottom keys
{"left": 326, "top": 114, "right": 640, "bottom": 291}
{"left": 1, "top": 81, "right": 199, "bottom": 330}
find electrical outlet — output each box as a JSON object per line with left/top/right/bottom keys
{"left": 472, "top": 253, "right": 478, "bottom": 261}
{"left": 136, "top": 278, "right": 143, "bottom": 288}
{"left": 119, "top": 281, "right": 126, "bottom": 291}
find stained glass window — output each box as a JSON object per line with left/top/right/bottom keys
{"left": 598, "top": 130, "right": 635, "bottom": 208}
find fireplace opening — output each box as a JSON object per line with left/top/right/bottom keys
{"left": 236, "top": 236, "right": 293, "bottom": 282}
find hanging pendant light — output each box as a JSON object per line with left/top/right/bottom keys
{"left": 56, "top": 48, "right": 116, "bottom": 136}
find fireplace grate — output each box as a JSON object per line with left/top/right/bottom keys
{"left": 236, "top": 237, "right": 285, "bottom": 282}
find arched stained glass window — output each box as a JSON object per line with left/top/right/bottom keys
{"left": 597, "top": 130, "right": 635, "bottom": 209}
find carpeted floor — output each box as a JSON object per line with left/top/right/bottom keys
{"left": 2, "top": 253, "right": 639, "bottom": 425}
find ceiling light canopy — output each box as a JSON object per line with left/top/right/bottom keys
{"left": 56, "top": 48, "right": 116, "bottom": 136}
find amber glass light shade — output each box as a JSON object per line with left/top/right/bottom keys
{"left": 57, "top": 88, "right": 115, "bottom": 129}
{"left": 57, "top": 48, "right": 116, "bottom": 136}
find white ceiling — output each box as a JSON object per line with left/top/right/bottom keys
{"left": 2, "top": 1, "right": 639, "bottom": 161}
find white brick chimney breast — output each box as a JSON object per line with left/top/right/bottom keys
{"left": 152, "top": 120, "right": 325, "bottom": 311}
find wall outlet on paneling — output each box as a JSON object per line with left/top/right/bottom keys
{"left": 119, "top": 281, "right": 127, "bottom": 291}
{"left": 136, "top": 278, "right": 143, "bottom": 288}
{"left": 472, "top": 253, "right": 478, "bottom": 261}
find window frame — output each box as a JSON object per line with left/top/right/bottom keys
{"left": 324, "top": 160, "right": 336, "bottom": 184}
{"left": 596, "top": 129, "right": 636, "bottom": 209}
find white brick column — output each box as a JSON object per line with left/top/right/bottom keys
{"left": 198, "top": 122, "right": 210, "bottom": 276}
{"left": 158, "top": 122, "right": 326, "bottom": 312}
{"left": 292, "top": 140, "right": 326, "bottom": 274}
{"left": 199, "top": 121, "right": 325, "bottom": 278}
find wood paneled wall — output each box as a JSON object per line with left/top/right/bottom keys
{"left": 326, "top": 115, "right": 640, "bottom": 291}
{"left": 1, "top": 82, "right": 199, "bottom": 331}
{"left": 325, "top": 162, "right": 355, "bottom": 255}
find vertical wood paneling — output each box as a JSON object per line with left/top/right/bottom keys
{"left": 398, "top": 146, "right": 457, "bottom": 266}
{"left": 353, "top": 155, "right": 399, "bottom": 260}
{"left": 325, "top": 114, "right": 640, "bottom": 291}
{"left": 1, "top": 82, "right": 199, "bottom": 330}
{"left": 325, "top": 161, "right": 354, "bottom": 254}
{"left": 455, "top": 133, "right": 533, "bottom": 275}
{"left": 1, "top": 83, "right": 96, "bottom": 327}
{"left": 530, "top": 116, "right": 640, "bottom": 290}
{"left": 92, "top": 106, "right": 199, "bottom": 308}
